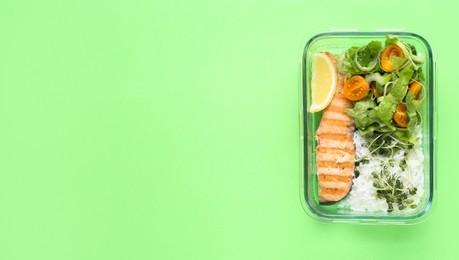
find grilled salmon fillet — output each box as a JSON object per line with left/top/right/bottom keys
{"left": 315, "top": 52, "right": 355, "bottom": 204}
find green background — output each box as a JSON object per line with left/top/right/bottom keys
{"left": 0, "top": 0, "right": 455, "bottom": 259}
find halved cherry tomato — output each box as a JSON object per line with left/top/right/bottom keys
{"left": 343, "top": 76, "right": 370, "bottom": 101}
{"left": 409, "top": 81, "right": 422, "bottom": 99}
{"left": 393, "top": 103, "right": 408, "bottom": 127}
{"left": 381, "top": 44, "right": 404, "bottom": 72}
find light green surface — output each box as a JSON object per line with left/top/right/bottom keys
{"left": 0, "top": 0, "right": 455, "bottom": 259}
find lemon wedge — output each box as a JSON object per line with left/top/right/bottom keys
{"left": 309, "top": 53, "right": 337, "bottom": 112}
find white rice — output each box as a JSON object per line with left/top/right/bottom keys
{"left": 338, "top": 127, "right": 424, "bottom": 212}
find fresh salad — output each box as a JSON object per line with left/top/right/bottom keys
{"left": 341, "top": 35, "right": 424, "bottom": 141}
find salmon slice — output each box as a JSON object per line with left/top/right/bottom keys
{"left": 315, "top": 51, "right": 355, "bottom": 204}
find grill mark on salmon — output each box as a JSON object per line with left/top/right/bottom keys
{"left": 318, "top": 174, "right": 353, "bottom": 183}
{"left": 317, "top": 167, "right": 354, "bottom": 176}
{"left": 316, "top": 153, "right": 353, "bottom": 165}
{"left": 317, "top": 168, "right": 354, "bottom": 177}
{"left": 315, "top": 51, "right": 355, "bottom": 204}
{"left": 319, "top": 181, "right": 352, "bottom": 189}
{"left": 319, "top": 187, "right": 352, "bottom": 202}
{"left": 317, "top": 139, "right": 354, "bottom": 153}
{"left": 321, "top": 112, "right": 354, "bottom": 124}
{"left": 316, "top": 125, "right": 353, "bottom": 136}
{"left": 316, "top": 119, "right": 353, "bottom": 130}
{"left": 315, "top": 133, "right": 353, "bottom": 141}
{"left": 316, "top": 147, "right": 353, "bottom": 156}
{"left": 317, "top": 160, "right": 354, "bottom": 168}
{"left": 325, "top": 105, "right": 351, "bottom": 114}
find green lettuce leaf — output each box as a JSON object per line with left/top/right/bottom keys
{"left": 365, "top": 72, "right": 391, "bottom": 85}
{"left": 394, "top": 130, "right": 419, "bottom": 145}
{"left": 356, "top": 45, "right": 371, "bottom": 66}
{"left": 385, "top": 35, "right": 399, "bottom": 46}
{"left": 358, "top": 125, "right": 379, "bottom": 136}
{"left": 388, "top": 67, "right": 414, "bottom": 102}
{"left": 374, "top": 98, "right": 397, "bottom": 131}
{"left": 412, "top": 67, "right": 425, "bottom": 81}
{"left": 345, "top": 97, "right": 377, "bottom": 129}
{"left": 355, "top": 41, "right": 382, "bottom": 68}
{"left": 374, "top": 67, "right": 414, "bottom": 129}
{"left": 412, "top": 98, "right": 423, "bottom": 111}
{"left": 405, "top": 92, "right": 417, "bottom": 133}
{"left": 340, "top": 41, "right": 383, "bottom": 76}
{"left": 390, "top": 56, "right": 407, "bottom": 71}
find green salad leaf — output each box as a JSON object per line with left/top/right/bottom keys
{"left": 412, "top": 99, "right": 423, "bottom": 111}
{"left": 374, "top": 98, "right": 396, "bottom": 131}
{"left": 388, "top": 67, "right": 414, "bottom": 102}
{"left": 390, "top": 56, "right": 406, "bottom": 71}
{"left": 374, "top": 67, "right": 413, "bottom": 128}
{"left": 405, "top": 92, "right": 418, "bottom": 133}
{"left": 341, "top": 41, "right": 383, "bottom": 76}
{"left": 385, "top": 35, "right": 399, "bottom": 46}
{"left": 412, "top": 68, "right": 425, "bottom": 81}
{"left": 394, "top": 130, "right": 419, "bottom": 145}
{"left": 365, "top": 72, "right": 391, "bottom": 85}
{"left": 345, "top": 97, "right": 376, "bottom": 129}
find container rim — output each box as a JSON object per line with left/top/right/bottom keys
{"left": 298, "top": 31, "right": 437, "bottom": 225}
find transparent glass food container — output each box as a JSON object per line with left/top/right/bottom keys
{"left": 299, "top": 31, "right": 437, "bottom": 225}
